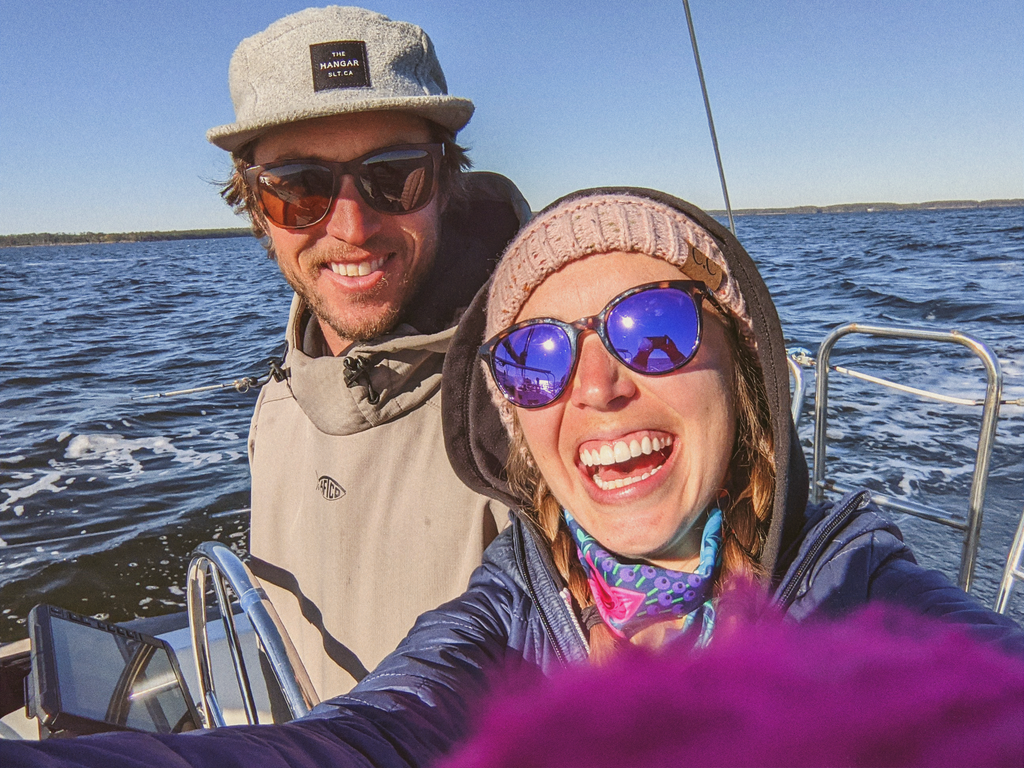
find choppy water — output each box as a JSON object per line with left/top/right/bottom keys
{"left": 1, "top": 206, "right": 1022, "bottom": 642}
{"left": 745, "top": 206, "right": 1024, "bottom": 625}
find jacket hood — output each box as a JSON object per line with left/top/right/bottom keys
{"left": 285, "top": 301, "right": 456, "bottom": 435}
{"left": 442, "top": 187, "right": 809, "bottom": 582}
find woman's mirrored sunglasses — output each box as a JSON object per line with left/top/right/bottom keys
{"left": 243, "top": 143, "right": 443, "bottom": 229}
{"left": 479, "top": 280, "right": 714, "bottom": 408}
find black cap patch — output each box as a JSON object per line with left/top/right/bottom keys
{"left": 310, "top": 41, "right": 370, "bottom": 91}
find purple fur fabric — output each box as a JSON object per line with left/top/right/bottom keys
{"left": 442, "top": 606, "right": 1024, "bottom": 768}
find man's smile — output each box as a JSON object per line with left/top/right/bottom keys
{"left": 327, "top": 254, "right": 388, "bottom": 277}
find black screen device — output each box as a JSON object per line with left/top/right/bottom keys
{"left": 26, "top": 604, "right": 203, "bottom": 736}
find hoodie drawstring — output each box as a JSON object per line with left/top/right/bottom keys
{"left": 343, "top": 355, "right": 381, "bottom": 404}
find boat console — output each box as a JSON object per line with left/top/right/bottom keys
{"left": 0, "top": 543, "right": 319, "bottom": 739}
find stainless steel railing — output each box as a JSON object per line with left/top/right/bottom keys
{"left": 186, "top": 542, "right": 319, "bottom": 727}
{"left": 786, "top": 347, "right": 813, "bottom": 425}
{"left": 995, "top": 508, "right": 1024, "bottom": 613}
{"left": 802, "top": 323, "right": 1003, "bottom": 594}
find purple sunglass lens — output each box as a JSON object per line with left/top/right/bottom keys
{"left": 607, "top": 288, "right": 700, "bottom": 373}
{"left": 492, "top": 324, "right": 573, "bottom": 407}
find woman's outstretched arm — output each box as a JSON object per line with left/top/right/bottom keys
{"left": 0, "top": 561, "right": 525, "bottom": 768}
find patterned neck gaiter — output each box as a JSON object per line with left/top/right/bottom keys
{"left": 564, "top": 508, "right": 723, "bottom": 644}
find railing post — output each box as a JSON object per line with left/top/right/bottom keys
{"left": 812, "top": 328, "right": 847, "bottom": 504}
{"left": 186, "top": 543, "right": 319, "bottom": 726}
{"left": 950, "top": 331, "right": 1003, "bottom": 591}
{"left": 995, "top": 507, "right": 1024, "bottom": 614}
{"left": 786, "top": 348, "right": 812, "bottom": 426}
{"left": 811, "top": 323, "right": 1004, "bottom": 593}
{"left": 186, "top": 557, "right": 226, "bottom": 728}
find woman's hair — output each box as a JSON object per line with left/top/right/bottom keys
{"left": 506, "top": 308, "right": 776, "bottom": 661}
{"left": 218, "top": 119, "right": 472, "bottom": 257}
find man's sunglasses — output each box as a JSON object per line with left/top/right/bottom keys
{"left": 479, "top": 280, "right": 714, "bottom": 409}
{"left": 243, "top": 143, "right": 443, "bottom": 229}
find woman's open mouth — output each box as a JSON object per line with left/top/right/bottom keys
{"left": 578, "top": 433, "right": 674, "bottom": 491}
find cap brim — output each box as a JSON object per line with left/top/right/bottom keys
{"left": 207, "top": 96, "right": 474, "bottom": 152}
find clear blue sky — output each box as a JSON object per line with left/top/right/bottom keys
{"left": 1, "top": 1, "right": 1021, "bottom": 235}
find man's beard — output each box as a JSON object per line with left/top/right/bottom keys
{"left": 298, "top": 273, "right": 405, "bottom": 343}
{"left": 288, "top": 251, "right": 435, "bottom": 345}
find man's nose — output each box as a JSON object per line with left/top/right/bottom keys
{"left": 322, "top": 175, "right": 383, "bottom": 245}
{"left": 569, "top": 333, "right": 637, "bottom": 410}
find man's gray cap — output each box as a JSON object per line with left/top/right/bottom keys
{"left": 207, "top": 5, "right": 474, "bottom": 152}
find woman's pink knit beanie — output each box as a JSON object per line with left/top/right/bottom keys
{"left": 483, "top": 192, "right": 751, "bottom": 428}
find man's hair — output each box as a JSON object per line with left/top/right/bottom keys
{"left": 219, "top": 118, "right": 472, "bottom": 258}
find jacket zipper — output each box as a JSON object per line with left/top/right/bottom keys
{"left": 565, "top": 591, "right": 591, "bottom": 653}
{"left": 513, "top": 520, "right": 569, "bottom": 668}
{"left": 776, "top": 490, "right": 869, "bottom": 609}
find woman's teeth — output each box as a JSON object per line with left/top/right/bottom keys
{"left": 579, "top": 435, "right": 673, "bottom": 492}
{"left": 330, "top": 256, "right": 385, "bottom": 277}
{"left": 592, "top": 465, "right": 663, "bottom": 491}
{"left": 579, "top": 435, "right": 672, "bottom": 467}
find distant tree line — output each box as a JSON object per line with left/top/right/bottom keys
{"left": 716, "top": 199, "right": 1024, "bottom": 217}
{"left": 0, "top": 228, "right": 253, "bottom": 248}
{"left": 3, "top": 199, "right": 1021, "bottom": 248}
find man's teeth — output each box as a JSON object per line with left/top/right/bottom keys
{"left": 330, "top": 257, "right": 385, "bottom": 277}
{"left": 579, "top": 436, "right": 673, "bottom": 468}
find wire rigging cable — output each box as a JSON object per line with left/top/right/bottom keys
{"left": 681, "top": 0, "right": 736, "bottom": 236}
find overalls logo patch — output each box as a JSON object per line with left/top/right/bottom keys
{"left": 317, "top": 475, "right": 346, "bottom": 501}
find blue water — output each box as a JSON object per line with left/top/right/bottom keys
{"left": 1, "top": 207, "right": 1022, "bottom": 641}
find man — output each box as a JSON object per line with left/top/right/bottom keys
{"left": 207, "top": 6, "right": 529, "bottom": 699}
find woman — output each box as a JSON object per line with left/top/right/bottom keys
{"left": 442, "top": 187, "right": 1021, "bottom": 662}
{"left": 4, "top": 189, "right": 1020, "bottom": 767}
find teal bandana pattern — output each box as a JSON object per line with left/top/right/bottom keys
{"left": 564, "top": 508, "right": 722, "bottom": 644}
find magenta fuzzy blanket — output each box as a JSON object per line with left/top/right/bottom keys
{"left": 442, "top": 605, "right": 1023, "bottom": 768}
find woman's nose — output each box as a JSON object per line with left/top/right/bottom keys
{"left": 322, "top": 175, "right": 383, "bottom": 245}
{"left": 569, "top": 333, "right": 637, "bottom": 409}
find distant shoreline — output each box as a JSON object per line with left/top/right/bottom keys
{"left": 1, "top": 199, "right": 1021, "bottom": 248}
{"left": 710, "top": 198, "right": 1024, "bottom": 218}
{"left": 0, "top": 228, "right": 254, "bottom": 249}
